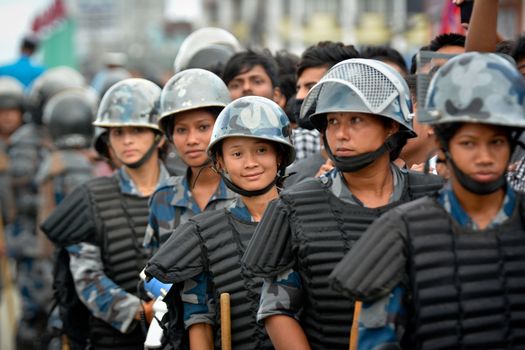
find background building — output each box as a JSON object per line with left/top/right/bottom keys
{"left": 23, "top": 0, "right": 525, "bottom": 82}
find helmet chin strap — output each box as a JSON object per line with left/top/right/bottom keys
{"left": 323, "top": 132, "right": 406, "bottom": 173}
{"left": 212, "top": 155, "right": 284, "bottom": 197}
{"left": 444, "top": 150, "right": 506, "bottom": 195}
{"left": 435, "top": 131, "right": 509, "bottom": 195}
{"left": 220, "top": 173, "right": 277, "bottom": 197}
{"left": 117, "top": 134, "right": 162, "bottom": 169}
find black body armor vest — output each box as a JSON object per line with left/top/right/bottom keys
{"left": 280, "top": 172, "right": 442, "bottom": 349}
{"left": 86, "top": 176, "right": 150, "bottom": 350}
{"left": 200, "top": 210, "right": 272, "bottom": 349}
{"left": 403, "top": 196, "right": 525, "bottom": 349}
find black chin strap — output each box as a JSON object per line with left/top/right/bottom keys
{"left": 323, "top": 132, "right": 407, "bottom": 173}
{"left": 220, "top": 173, "right": 278, "bottom": 197}
{"left": 444, "top": 150, "right": 506, "bottom": 195}
{"left": 213, "top": 154, "right": 284, "bottom": 197}
{"left": 436, "top": 130, "right": 518, "bottom": 195}
{"left": 119, "top": 134, "right": 162, "bottom": 169}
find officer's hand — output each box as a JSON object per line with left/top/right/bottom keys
{"left": 315, "top": 159, "right": 334, "bottom": 177}
{"left": 142, "top": 300, "right": 155, "bottom": 324}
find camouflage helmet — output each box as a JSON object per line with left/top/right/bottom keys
{"left": 173, "top": 27, "right": 243, "bottom": 73}
{"left": 207, "top": 96, "right": 295, "bottom": 167}
{"left": 424, "top": 52, "right": 525, "bottom": 128}
{"left": 94, "top": 78, "right": 161, "bottom": 130}
{"left": 43, "top": 88, "right": 97, "bottom": 149}
{"left": 159, "top": 69, "right": 231, "bottom": 136}
{"left": 0, "top": 77, "right": 25, "bottom": 110}
{"left": 301, "top": 58, "right": 414, "bottom": 135}
{"left": 27, "top": 66, "right": 86, "bottom": 124}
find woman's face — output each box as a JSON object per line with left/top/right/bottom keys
{"left": 108, "top": 126, "right": 157, "bottom": 165}
{"left": 172, "top": 109, "right": 215, "bottom": 168}
{"left": 324, "top": 112, "right": 396, "bottom": 158}
{"left": 448, "top": 123, "right": 511, "bottom": 185}
{"left": 219, "top": 136, "right": 279, "bottom": 192}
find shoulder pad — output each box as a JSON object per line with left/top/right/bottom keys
{"left": 330, "top": 205, "right": 410, "bottom": 302}
{"left": 406, "top": 171, "right": 444, "bottom": 199}
{"left": 40, "top": 181, "right": 96, "bottom": 246}
{"left": 145, "top": 219, "right": 204, "bottom": 284}
{"left": 242, "top": 198, "right": 295, "bottom": 277}
{"left": 280, "top": 176, "right": 324, "bottom": 197}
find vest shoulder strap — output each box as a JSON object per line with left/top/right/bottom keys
{"left": 406, "top": 171, "right": 444, "bottom": 199}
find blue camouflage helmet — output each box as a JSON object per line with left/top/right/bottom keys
{"left": 94, "top": 78, "right": 161, "bottom": 130}
{"left": 424, "top": 52, "right": 525, "bottom": 127}
{"left": 159, "top": 68, "right": 231, "bottom": 136}
{"left": 207, "top": 96, "right": 295, "bottom": 167}
{"left": 300, "top": 58, "right": 414, "bottom": 135}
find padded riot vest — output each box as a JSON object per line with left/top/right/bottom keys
{"left": 86, "top": 176, "right": 150, "bottom": 349}
{"left": 403, "top": 195, "right": 525, "bottom": 349}
{"left": 281, "top": 172, "right": 442, "bottom": 350}
{"left": 192, "top": 210, "right": 271, "bottom": 350}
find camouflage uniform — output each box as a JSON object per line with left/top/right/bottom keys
{"left": 143, "top": 171, "right": 235, "bottom": 252}
{"left": 67, "top": 164, "right": 170, "bottom": 332}
{"left": 257, "top": 166, "right": 405, "bottom": 321}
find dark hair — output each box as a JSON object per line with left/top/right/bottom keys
{"left": 274, "top": 49, "right": 300, "bottom": 103}
{"left": 409, "top": 33, "right": 465, "bottom": 74}
{"left": 496, "top": 40, "right": 515, "bottom": 56}
{"left": 297, "top": 41, "right": 360, "bottom": 78}
{"left": 360, "top": 45, "right": 408, "bottom": 76}
{"left": 21, "top": 35, "right": 39, "bottom": 53}
{"left": 222, "top": 49, "right": 280, "bottom": 88}
{"left": 428, "top": 33, "right": 466, "bottom": 52}
{"left": 434, "top": 122, "right": 515, "bottom": 151}
{"left": 512, "top": 34, "right": 525, "bottom": 64}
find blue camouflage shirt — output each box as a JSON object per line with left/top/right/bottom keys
{"left": 257, "top": 165, "right": 405, "bottom": 322}
{"left": 357, "top": 183, "right": 517, "bottom": 350}
{"left": 181, "top": 198, "right": 254, "bottom": 328}
{"left": 143, "top": 168, "right": 236, "bottom": 252}
{"left": 66, "top": 163, "right": 170, "bottom": 333}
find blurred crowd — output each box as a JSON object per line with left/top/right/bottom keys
{"left": 1, "top": 1, "right": 525, "bottom": 349}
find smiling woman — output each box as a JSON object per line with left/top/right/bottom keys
{"left": 145, "top": 96, "right": 295, "bottom": 350}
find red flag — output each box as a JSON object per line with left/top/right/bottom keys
{"left": 440, "top": 1, "right": 465, "bottom": 34}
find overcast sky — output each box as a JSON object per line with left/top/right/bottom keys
{"left": 0, "top": 0, "right": 50, "bottom": 63}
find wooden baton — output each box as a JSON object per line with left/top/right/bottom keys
{"left": 220, "top": 292, "right": 231, "bottom": 350}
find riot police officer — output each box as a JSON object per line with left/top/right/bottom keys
{"left": 143, "top": 68, "right": 236, "bottom": 252}
{"left": 331, "top": 52, "right": 525, "bottom": 349}
{"left": 242, "top": 59, "right": 443, "bottom": 349}
{"left": 41, "top": 78, "right": 170, "bottom": 349}
{"left": 145, "top": 96, "right": 295, "bottom": 350}
{"left": 7, "top": 66, "right": 85, "bottom": 349}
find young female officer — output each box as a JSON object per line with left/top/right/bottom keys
{"left": 331, "top": 52, "right": 525, "bottom": 349}
{"left": 145, "top": 96, "right": 295, "bottom": 350}
{"left": 241, "top": 59, "right": 443, "bottom": 349}
{"left": 41, "top": 78, "right": 170, "bottom": 349}
{"left": 143, "top": 69, "right": 236, "bottom": 252}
